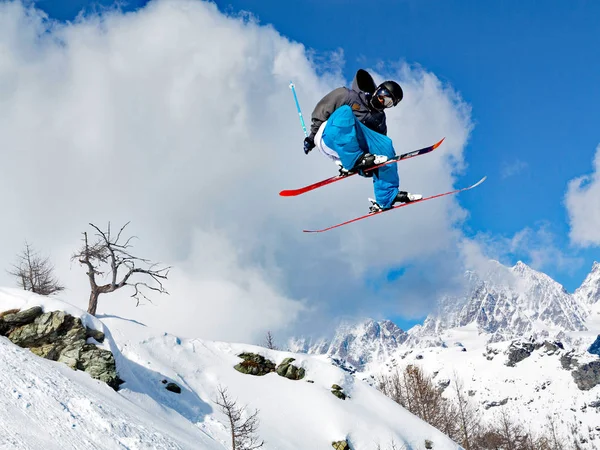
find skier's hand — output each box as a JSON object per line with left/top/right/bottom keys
{"left": 303, "top": 137, "right": 315, "bottom": 155}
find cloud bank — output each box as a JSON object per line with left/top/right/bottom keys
{"left": 566, "top": 144, "right": 600, "bottom": 247}
{"left": 0, "top": 0, "right": 474, "bottom": 342}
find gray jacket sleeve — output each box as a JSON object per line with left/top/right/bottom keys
{"left": 309, "top": 87, "right": 348, "bottom": 140}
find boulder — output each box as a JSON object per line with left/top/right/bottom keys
{"left": 505, "top": 341, "right": 536, "bottom": 367}
{"left": 165, "top": 382, "right": 181, "bottom": 394}
{"left": 331, "top": 384, "right": 347, "bottom": 400}
{"left": 332, "top": 440, "right": 349, "bottom": 450}
{"left": 275, "top": 357, "right": 305, "bottom": 380}
{"left": 3, "top": 309, "right": 122, "bottom": 390}
{"left": 572, "top": 361, "right": 600, "bottom": 391}
{"left": 234, "top": 353, "right": 276, "bottom": 376}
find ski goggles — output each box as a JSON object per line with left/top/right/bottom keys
{"left": 374, "top": 87, "right": 396, "bottom": 108}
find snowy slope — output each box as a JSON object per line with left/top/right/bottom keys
{"left": 0, "top": 289, "right": 461, "bottom": 450}
{"left": 367, "top": 325, "right": 600, "bottom": 445}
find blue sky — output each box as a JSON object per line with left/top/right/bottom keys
{"left": 27, "top": 0, "right": 600, "bottom": 332}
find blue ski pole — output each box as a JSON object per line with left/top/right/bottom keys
{"left": 289, "top": 81, "right": 308, "bottom": 138}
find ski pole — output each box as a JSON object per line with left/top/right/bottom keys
{"left": 289, "top": 81, "right": 308, "bottom": 137}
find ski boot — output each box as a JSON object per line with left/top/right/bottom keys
{"left": 395, "top": 191, "right": 423, "bottom": 203}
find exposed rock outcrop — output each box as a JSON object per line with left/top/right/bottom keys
{"left": 0, "top": 307, "right": 122, "bottom": 390}
{"left": 572, "top": 361, "right": 600, "bottom": 391}
{"left": 234, "top": 353, "right": 276, "bottom": 376}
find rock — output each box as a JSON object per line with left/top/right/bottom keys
{"left": 416, "top": 354, "right": 424, "bottom": 360}
{"left": 331, "top": 384, "right": 347, "bottom": 400}
{"left": 588, "top": 335, "right": 600, "bottom": 357}
{"left": 437, "top": 379, "right": 450, "bottom": 391}
{"left": 425, "top": 439, "right": 433, "bottom": 449}
{"left": 306, "top": 380, "right": 314, "bottom": 383}
{"left": 468, "top": 390, "right": 476, "bottom": 397}
{"left": 0, "top": 306, "right": 44, "bottom": 335}
{"left": 1, "top": 306, "right": 43, "bottom": 326}
{"left": 275, "top": 357, "right": 305, "bottom": 380}
{"left": 165, "top": 382, "right": 181, "bottom": 394}
{"left": 560, "top": 351, "right": 579, "bottom": 370}
{"left": 505, "top": 341, "right": 536, "bottom": 367}
{"left": 332, "top": 440, "right": 349, "bottom": 450}
{"left": 572, "top": 361, "right": 600, "bottom": 391}
{"left": 8, "top": 311, "right": 83, "bottom": 348}
{"left": 234, "top": 353, "right": 276, "bottom": 376}
{"left": 78, "top": 344, "right": 122, "bottom": 390}
{"left": 540, "top": 341, "right": 562, "bottom": 356}
{"left": 331, "top": 390, "right": 346, "bottom": 400}
{"left": 4, "top": 310, "right": 122, "bottom": 390}
{"left": 483, "top": 398, "right": 509, "bottom": 409}
{"left": 86, "top": 328, "right": 105, "bottom": 343}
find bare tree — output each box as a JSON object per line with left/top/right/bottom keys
{"left": 451, "top": 375, "right": 480, "bottom": 450}
{"left": 377, "top": 366, "right": 458, "bottom": 438}
{"left": 71, "top": 222, "right": 170, "bottom": 316}
{"left": 214, "top": 385, "right": 264, "bottom": 450}
{"left": 264, "top": 331, "right": 278, "bottom": 350}
{"left": 544, "top": 414, "right": 565, "bottom": 450}
{"left": 8, "top": 242, "right": 65, "bottom": 295}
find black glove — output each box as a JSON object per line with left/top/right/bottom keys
{"left": 303, "top": 137, "right": 315, "bottom": 155}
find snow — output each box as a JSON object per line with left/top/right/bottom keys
{"left": 294, "top": 261, "right": 600, "bottom": 444}
{"left": 366, "top": 326, "right": 600, "bottom": 443}
{"left": 0, "top": 290, "right": 461, "bottom": 450}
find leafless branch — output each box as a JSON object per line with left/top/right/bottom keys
{"left": 71, "top": 222, "right": 171, "bottom": 316}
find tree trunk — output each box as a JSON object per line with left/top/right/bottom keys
{"left": 88, "top": 289, "right": 100, "bottom": 316}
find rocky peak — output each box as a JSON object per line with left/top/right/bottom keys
{"left": 410, "top": 260, "right": 589, "bottom": 345}
{"left": 575, "top": 262, "right": 600, "bottom": 305}
{"left": 290, "top": 319, "right": 407, "bottom": 371}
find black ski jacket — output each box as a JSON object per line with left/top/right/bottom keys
{"left": 308, "top": 69, "right": 387, "bottom": 140}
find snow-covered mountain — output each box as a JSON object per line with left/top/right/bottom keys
{"left": 410, "top": 260, "right": 590, "bottom": 345}
{"left": 295, "top": 261, "right": 598, "bottom": 362}
{"left": 289, "top": 319, "right": 408, "bottom": 372}
{"left": 576, "top": 262, "right": 600, "bottom": 306}
{"left": 289, "top": 261, "right": 600, "bottom": 444}
{"left": 0, "top": 288, "right": 461, "bottom": 450}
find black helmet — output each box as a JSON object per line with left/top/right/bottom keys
{"left": 370, "top": 81, "right": 403, "bottom": 110}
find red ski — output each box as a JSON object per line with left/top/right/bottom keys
{"left": 280, "top": 138, "right": 445, "bottom": 197}
{"left": 303, "top": 176, "right": 487, "bottom": 233}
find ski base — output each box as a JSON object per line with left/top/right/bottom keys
{"left": 303, "top": 176, "right": 487, "bottom": 233}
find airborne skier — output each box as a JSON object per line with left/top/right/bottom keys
{"left": 302, "top": 69, "right": 422, "bottom": 212}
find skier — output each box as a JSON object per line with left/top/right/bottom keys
{"left": 302, "top": 69, "right": 422, "bottom": 212}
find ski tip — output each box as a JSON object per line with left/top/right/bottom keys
{"left": 432, "top": 137, "right": 446, "bottom": 150}
{"left": 472, "top": 175, "right": 487, "bottom": 188}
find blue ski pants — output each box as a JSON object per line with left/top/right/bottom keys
{"left": 321, "top": 105, "right": 399, "bottom": 209}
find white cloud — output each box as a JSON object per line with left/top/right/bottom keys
{"left": 466, "top": 224, "right": 583, "bottom": 275}
{"left": 0, "top": 0, "right": 475, "bottom": 342}
{"left": 565, "top": 144, "right": 600, "bottom": 247}
{"left": 501, "top": 159, "right": 528, "bottom": 179}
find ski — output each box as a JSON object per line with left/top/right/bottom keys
{"left": 280, "top": 138, "right": 445, "bottom": 197}
{"left": 303, "top": 176, "right": 487, "bottom": 233}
